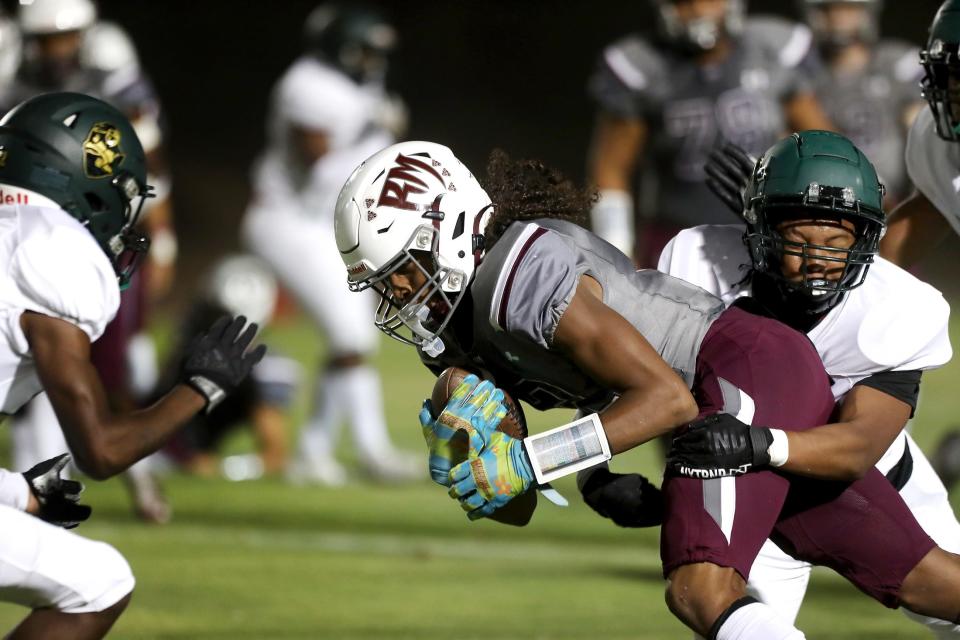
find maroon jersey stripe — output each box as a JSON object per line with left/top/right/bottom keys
{"left": 497, "top": 227, "right": 548, "bottom": 330}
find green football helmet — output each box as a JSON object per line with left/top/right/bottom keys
{"left": 743, "top": 130, "right": 885, "bottom": 315}
{"left": 921, "top": 0, "right": 960, "bottom": 141}
{"left": 0, "top": 92, "right": 152, "bottom": 287}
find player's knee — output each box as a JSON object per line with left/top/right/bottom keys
{"left": 665, "top": 563, "right": 746, "bottom": 634}
{"left": 899, "top": 547, "right": 960, "bottom": 617}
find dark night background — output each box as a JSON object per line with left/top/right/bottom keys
{"left": 61, "top": 0, "right": 952, "bottom": 299}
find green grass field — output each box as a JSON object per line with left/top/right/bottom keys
{"left": 0, "top": 312, "right": 958, "bottom": 639}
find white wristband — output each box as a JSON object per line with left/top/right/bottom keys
{"left": 590, "top": 189, "right": 634, "bottom": 257}
{"left": 767, "top": 429, "right": 789, "bottom": 467}
{"left": 0, "top": 470, "right": 30, "bottom": 511}
{"left": 523, "top": 413, "right": 612, "bottom": 484}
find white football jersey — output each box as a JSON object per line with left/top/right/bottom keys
{"left": 906, "top": 107, "right": 960, "bottom": 234}
{"left": 251, "top": 56, "right": 393, "bottom": 223}
{"left": 658, "top": 224, "right": 952, "bottom": 401}
{"left": 0, "top": 187, "right": 119, "bottom": 414}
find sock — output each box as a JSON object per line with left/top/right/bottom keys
{"left": 341, "top": 365, "right": 396, "bottom": 466}
{"left": 297, "top": 369, "right": 347, "bottom": 468}
{"left": 902, "top": 609, "right": 960, "bottom": 638}
{"left": 710, "top": 596, "right": 806, "bottom": 640}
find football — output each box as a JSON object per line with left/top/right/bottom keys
{"left": 430, "top": 366, "right": 536, "bottom": 526}
{"left": 430, "top": 366, "right": 527, "bottom": 439}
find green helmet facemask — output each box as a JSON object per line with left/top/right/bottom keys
{"left": 921, "top": 0, "right": 960, "bottom": 141}
{"left": 743, "top": 130, "right": 886, "bottom": 316}
{"left": 0, "top": 91, "right": 152, "bottom": 288}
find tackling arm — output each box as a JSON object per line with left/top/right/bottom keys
{"left": 25, "top": 311, "right": 205, "bottom": 480}
{"left": 553, "top": 277, "right": 699, "bottom": 454}
{"left": 668, "top": 383, "right": 913, "bottom": 482}
{"left": 779, "top": 385, "right": 911, "bottom": 481}
{"left": 880, "top": 190, "right": 952, "bottom": 268}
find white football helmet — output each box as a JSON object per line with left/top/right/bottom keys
{"left": 335, "top": 141, "right": 493, "bottom": 356}
{"left": 18, "top": 0, "right": 97, "bottom": 35}
{"left": 205, "top": 254, "right": 278, "bottom": 328}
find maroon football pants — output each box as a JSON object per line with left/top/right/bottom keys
{"left": 660, "top": 306, "right": 934, "bottom": 608}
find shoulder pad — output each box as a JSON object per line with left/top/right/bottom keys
{"left": 743, "top": 16, "right": 813, "bottom": 69}
{"left": 857, "top": 261, "right": 952, "bottom": 370}
{"left": 657, "top": 224, "right": 750, "bottom": 303}
{"left": 11, "top": 208, "right": 119, "bottom": 341}
{"left": 875, "top": 40, "right": 923, "bottom": 84}
{"left": 599, "top": 35, "right": 667, "bottom": 92}
{"left": 486, "top": 223, "right": 578, "bottom": 348}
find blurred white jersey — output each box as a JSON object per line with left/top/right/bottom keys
{"left": 0, "top": 188, "right": 119, "bottom": 414}
{"left": 659, "top": 224, "right": 960, "bottom": 632}
{"left": 906, "top": 107, "right": 960, "bottom": 234}
{"left": 244, "top": 55, "right": 392, "bottom": 354}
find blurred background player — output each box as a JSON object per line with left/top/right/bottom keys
{"left": 801, "top": 0, "right": 925, "bottom": 206}
{"left": 242, "top": 2, "right": 419, "bottom": 486}
{"left": 879, "top": 0, "right": 960, "bottom": 487}
{"left": 587, "top": 0, "right": 832, "bottom": 267}
{"left": 159, "top": 255, "right": 300, "bottom": 480}
{"left": 3, "top": 0, "right": 178, "bottom": 522}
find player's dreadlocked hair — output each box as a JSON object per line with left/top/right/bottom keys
{"left": 482, "top": 149, "right": 596, "bottom": 248}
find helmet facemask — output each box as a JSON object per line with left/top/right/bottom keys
{"left": 745, "top": 184, "right": 884, "bottom": 315}
{"left": 655, "top": 0, "right": 745, "bottom": 53}
{"left": 803, "top": 0, "right": 881, "bottom": 53}
{"left": 101, "top": 171, "right": 153, "bottom": 289}
{"left": 922, "top": 39, "right": 960, "bottom": 142}
{"left": 350, "top": 225, "right": 467, "bottom": 357}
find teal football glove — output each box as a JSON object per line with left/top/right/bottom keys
{"left": 420, "top": 375, "right": 508, "bottom": 486}
{"left": 447, "top": 416, "right": 535, "bottom": 520}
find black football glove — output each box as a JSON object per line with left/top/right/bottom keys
{"left": 666, "top": 413, "right": 773, "bottom": 478}
{"left": 579, "top": 466, "right": 664, "bottom": 528}
{"left": 704, "top": 143, "right": 756, "bottom": 218}
{"left": 23, "top": 453, "right": 91, "bottom": 529}
{"left": 182, "top": 315, "right": 267, "bottom": 413}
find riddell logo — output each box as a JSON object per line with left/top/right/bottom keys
{"left": 348, "top": 263, "right": 369, "bottom": 276}
{"left": 0, "top": 189, "right": 29, "bottom": 205}
{"left": 377, "top": 153, "right": 444, "bottom": 211}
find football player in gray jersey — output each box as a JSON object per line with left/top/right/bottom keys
{"left": 802, "top": 0, "right": 925, "bottom": 205}
{"left": 587, "top": 0, "right": 831, "bottom": 267}
{"left": 881, "top": 0, "right": 960, "bottom": 266}
{"left": 877, "top": 0, "right": 960, "bottom": 487}
{"left": 336, "top": 141, "right": 960, "bottom": 640}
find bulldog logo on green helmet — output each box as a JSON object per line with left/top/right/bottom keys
{"left": 82, "top": 122, "right": 125, "bottom": 179}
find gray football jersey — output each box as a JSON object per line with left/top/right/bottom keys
{"left": 589, "top": 17, "right": 814, "bottom": 227}
{"left": 420, "top": 219, "right": 725, "bottom": 413}
{"left": 811, "top": 40, "right": 922, "bottom": 199}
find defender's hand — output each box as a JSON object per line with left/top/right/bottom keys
{"left": 448, "top": 418, "right": 534, "bottom": 520}
{"left": 182, "top": 315, "right": 267, "bottom": 413}
{"left": 23, "top": 454, "right": 91, "bottom": 529}
{"left": 420, "top": 376, "right": 507, "bottom": 486}
{"left": 579, "top": 466, "right": 664, "bottom": 528}
{"left": 666, "top": 413, "right": 774, "bottom": 478}
{"left": 704, "top": 143, "right": 756, "bottom": 218}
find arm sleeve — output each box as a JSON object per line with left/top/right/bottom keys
{"left": 490, "top": 227, "right": 579, "bottom": 349}
{"left": 854, "top": 369, "right": 923, "bottom": 417}
{"left": 11, "top": 221, "right": 119, "bottom": 343}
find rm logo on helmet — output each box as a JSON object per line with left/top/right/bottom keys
{"left": 83, "top": 122, "right": 125, "bottom": 179}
